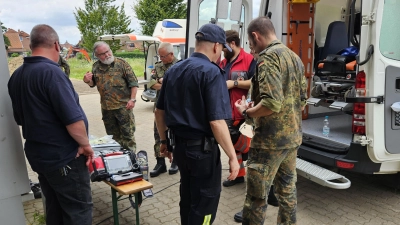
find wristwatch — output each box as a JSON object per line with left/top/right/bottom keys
{"left": 234, "top": 80, "right": 238, "bottom": 87}
{"left": 160, "top": 140, "right": 167, "bottom": 145}
{"left": 130, "top": 99, "right": 137, "bottom": 103}
{"left": 242, "top": 109, "right": 249, "bottom": 119}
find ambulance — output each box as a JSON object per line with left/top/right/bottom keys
{"left": 185, "top": 0, "right": 400, "bottom": 189}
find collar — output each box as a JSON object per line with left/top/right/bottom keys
{"left": 23, "top": 56, "right": 59, "bottom": 66}
{"left": 259, "top": 40, "right": 281, "bottom": 56}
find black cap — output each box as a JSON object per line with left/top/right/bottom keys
{"left": 195, "top": 23, "right": 232, "bottom": 52}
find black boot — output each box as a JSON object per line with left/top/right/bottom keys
{"left": 267, "top": 185, "right": 279, "bottom": 207}
{"left": 29, "top": 179, "right": 42, "bottom": 199}
{"left": 234, "top": 210, "right": 243, "bottom": 223}
{"left": 168, "top": 159, "right": 179, "bottom": 175}
{"left": 150, "top": 157, "right": 167, "bottom": 177}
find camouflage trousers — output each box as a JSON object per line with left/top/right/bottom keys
{"left": 153, "top": 119, "right": 163, "bottom": 158}
{"left": 101, "top": 108, "right": 136, "bottom": 152}
{"left": 242, "top": 146, "right": 298, "bottom": 225}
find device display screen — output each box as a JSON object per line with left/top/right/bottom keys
{"left": 104, "top": 155, "right": 132, "bottom": 174}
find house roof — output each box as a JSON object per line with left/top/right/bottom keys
{"left": 5, "top": 28, "right": 30, "bottom": 52}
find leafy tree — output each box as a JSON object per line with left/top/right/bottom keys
{"left": 133, "top": 0, "right": 186, "bottom": 36}
{"left": 1, "top": 21, "right": 10, "bottom": 49}
{"left": 74, "top": 0, "right": 133, "bottom": 53}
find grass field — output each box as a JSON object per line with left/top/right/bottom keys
{"left": 68, "top": 50, "right": 146, "bottom": 80}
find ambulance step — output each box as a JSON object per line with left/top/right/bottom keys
{"left": 307, "top": 97, "right": 322, "bottom": 106}
{"left": 329, "top": 101, "right": 352, "bottom": 111}
{"left": 296, "top": 158, "right": 351, "bottom": 189}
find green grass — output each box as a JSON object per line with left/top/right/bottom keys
{"left": 68, "top": 56, "right": 145, "bottom": 80}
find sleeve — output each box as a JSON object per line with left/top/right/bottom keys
{"left": 156, "top": 72, "right": 167, "bottom": 110}
{"left": 46, "top": 69, "right": 85, "bottom": 126}
{"left": 247, "top": 59, "right": 257, "bottom": 79}
{"left": 148, "top": 78, "right": 158, "bottom": 89}
{"left": 300, "top": 66, "right": 308, "bottom": 107}
{"left": 204, "top": 68, "right": 232, "bottom": 121}
{"left": 122, "top": 60, "right": 139, "bottom": 88}
{"left": 258, "top": 53, "right": 284, "bottom": 113}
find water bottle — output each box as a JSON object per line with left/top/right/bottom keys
{"left": 322, "top": 116, "right": 330, "bottom": 137}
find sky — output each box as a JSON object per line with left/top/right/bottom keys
{"left": 0, "top": 0, "right": 260, "bottom": 45}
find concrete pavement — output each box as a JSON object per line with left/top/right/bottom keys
{"left": 23, "top": 88, "right": 400, "bottom": 225}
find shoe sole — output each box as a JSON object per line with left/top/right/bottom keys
{"left": 150, "top": 169, "right": 167, "bottom": 177}
{"left": 168, "top": 170, "right": 178, "bottom": 175}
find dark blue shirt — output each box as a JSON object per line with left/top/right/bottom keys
{"left": 8, "top": 56, "right": 88, "bottom": 173}
{"left": 156, "top": 52, "right": 232, "bottom": 139}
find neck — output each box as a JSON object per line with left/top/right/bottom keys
{"left": 229, "top": 47, "right": 241, "bottom": 63}
{"left": 31, "top": 48, "right": 58, "bottom": 63}
{"left": 195, "top": 49, "right": 216, "bottom": 63}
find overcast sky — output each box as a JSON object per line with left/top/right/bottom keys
{"left": 1, "top": 0, "right": 260, "bottom": 45}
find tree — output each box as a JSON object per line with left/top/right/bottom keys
{"left": 74, "top": 0, "right": 133, "bottom": 53}
{"left": 1, "top": 21, "right": 10, "bottom": 49}
{"left": 133, "top": 0, "right": 186, "bottom": 36}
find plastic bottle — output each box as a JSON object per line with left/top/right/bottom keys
{"left": 322, "top": 116, "right": 330, "bottom": 137}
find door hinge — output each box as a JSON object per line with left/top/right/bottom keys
{"left": 357, "top": 136, "right": 372, "bottom": 146}
{"left": 362, "top": 11, "right": 376, "bottom": 25}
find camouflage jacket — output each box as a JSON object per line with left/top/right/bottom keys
{"left": 58, "top": 55, "right": 70, "bottom": 77}
{"left": 148, "top": 57, "right": 180, "bottom": 89}
{"left": 250, "top": 40, "right": 307, "bottom": 150}
{"left": 91, "top": 57, "right": 139, "bottom": 110}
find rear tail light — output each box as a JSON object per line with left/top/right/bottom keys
{"left": 352, "top": 71, "right": 366, "bottom": 135}
{"left": 336, "top": 160, "right": 355, "bottom": 169}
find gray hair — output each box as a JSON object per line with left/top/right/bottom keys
{"left": 93, "top": 41, "right": 110, "bottom": 54}
{"left": 158, "top": 42, "right": 173, "bottom": 53}
{"left": 30, "top": 24, "right": 59, "bottom": 49}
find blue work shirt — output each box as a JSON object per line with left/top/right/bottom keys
{"left": 156, "top": 52, "right": 232, "bottom": 139}
{"left": 8, "top": 56, "right": 88, "bottom": 173}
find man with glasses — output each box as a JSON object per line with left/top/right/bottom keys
{"left": 149, "top": 42, "right": 180, "bottom": 177}
{"left": 8, "top": 24, "right": 94, "bottom": 225}
{"left": 155, "top": 23, "right": 239, "bottom": 225}
{"left": 83, "top": 41, "right": 139, "bottom": 151}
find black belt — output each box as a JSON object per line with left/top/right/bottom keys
{"left": 177, "top": 137, "right": 202, "bottom": 146}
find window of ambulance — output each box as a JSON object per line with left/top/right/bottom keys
{"left": 379, "top": 0, "right": 400, "bottom": 61}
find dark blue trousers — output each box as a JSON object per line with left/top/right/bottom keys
{"left": 174, "top": 137, "right": 222, "bottom": 225}
{"left": 38, "top": 155, "right": 93, "bottom": 225}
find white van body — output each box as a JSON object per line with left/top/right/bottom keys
{"left": 185, "top": 0, "right": 400, "bottom": 188}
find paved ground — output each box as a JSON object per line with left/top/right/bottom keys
{"left": 23, "top": 79, "right": 400, "bottom": 225}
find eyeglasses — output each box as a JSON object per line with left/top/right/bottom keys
{"left": 97, "top": 49, "right": 110, "bottom": 57}
{"left": 159, "top": 52, "right": 172, "bottom": 59}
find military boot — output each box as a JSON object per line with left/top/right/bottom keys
{"left": 150, "top": 157, "right": 167, "bottom": 177}
{"left": 168, "top": 159, "right": 179, "bottom": 175}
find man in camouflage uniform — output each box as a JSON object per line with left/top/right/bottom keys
{"left": 149, "top": 42, "right": 180, "bottom": 177}
{"left": 83, "top": 41, "right": 139, "bottom": 151}
{"left": 58, "top": 54, "right": 70, "bottom": 77}
{"left": 235, "top": 17, "right": 307, "bottom": 225}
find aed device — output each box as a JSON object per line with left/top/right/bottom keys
{"left": 88, "top": 150, "right": 142, "bottom": 185}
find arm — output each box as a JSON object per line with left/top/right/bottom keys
{"left": 210, "top": 120, "right": 239, "bottom": 181}
{"left": 66, "top": 120, "right": 94, "bottom": 166}
{"left": 226, "top": 80, "right": 251, "bottom": 89}
{"left": 150, "top": 79, "right": 162, "bottom": 90}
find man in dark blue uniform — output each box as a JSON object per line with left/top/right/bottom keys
{"left": 155, "top": 24, "right": 240, "bottom": 225}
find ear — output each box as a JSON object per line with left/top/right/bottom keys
{"left": 251, "top": 32, "right": 259, "bottom": 42}
{"left": 213, "top": 43, "right": 219, "bottom": 53}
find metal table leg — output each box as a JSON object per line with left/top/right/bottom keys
{"left": 111, "top": 188, "right": 119, "bottom": 225}
{"left": 134, "top": 193, "right": 140, "bottom": 225}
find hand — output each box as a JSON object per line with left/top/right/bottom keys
{"left": 234, "top": 95, "right": 248, "bottom": 114}
{"left": 76, "top": 144, "right": 94, "bottom": 167}
{"left": 226, "top": 80, "right": 234, "bottom": 89}
{"left": 126, "top": 100, "right": 136, "bottom": 110}
{"left": 158, "top": 77, "right": 163, "bottom": 84}
{"left": 227, "top": 158, "right": 240, "bottom": 181}
{"left": 160, "top": 144, "right": 172, "bottom": 162}
{"left": 83, "top": 72, "right": 93, "bottom": 83}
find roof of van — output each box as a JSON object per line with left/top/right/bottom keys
{"left": 152, "top": 19, "right": 186, "bottom": 44}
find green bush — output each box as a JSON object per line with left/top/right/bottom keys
{"left": 26, "top": 51, "right": 32, "bottom": 56}
{"left": 76, "top": 52, "right": 83, "bottom": 60}
{"left": 114, "top": 50, "right": 144, "bottom": 59}
{"left": 11, "top": 53, "right": 19, "bottom": 57}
